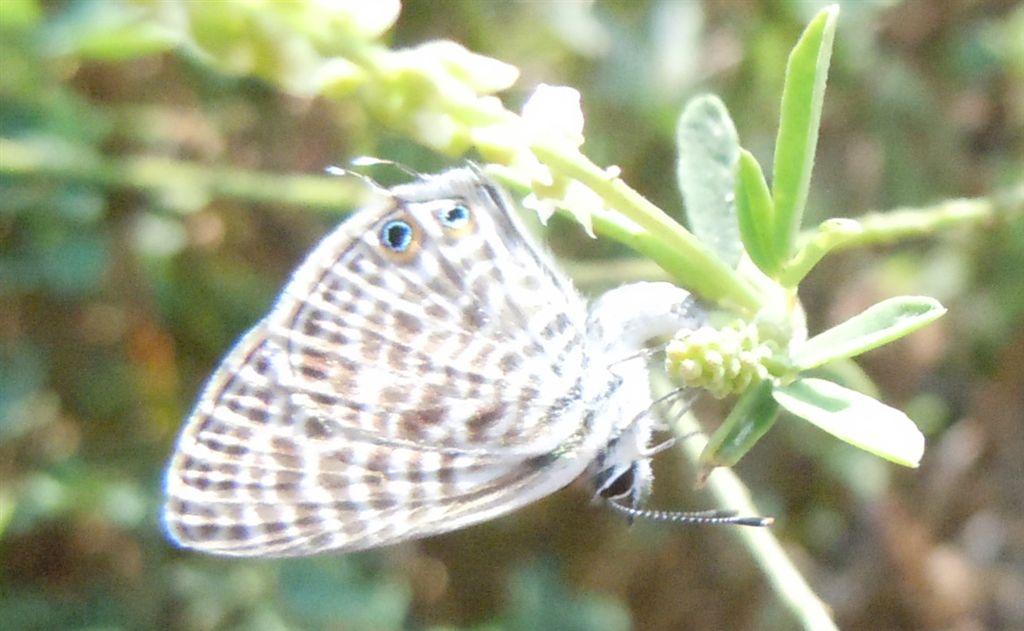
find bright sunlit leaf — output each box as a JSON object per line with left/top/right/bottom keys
{"left": 771, "top": 5, "right": 839, "bottom": 263}
{"left": 774, "top": 378, "right": 925, "bottom": 467}
{"left": 792, "top": 296, "right": 946, "bottom": 370}
{"left": 677, "top": 94, "right": 743, "bottom": 268}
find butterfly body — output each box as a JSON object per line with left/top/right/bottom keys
{"left": 163, "top": 168, "right": 703, "bottom": 557}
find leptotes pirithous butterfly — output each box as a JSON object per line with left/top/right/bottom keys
{"left": 163, "top": 167, "right": 762, "bottom": 558}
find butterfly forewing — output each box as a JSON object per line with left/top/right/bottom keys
{"left": 163, "top": 169, "right": 599, "bottom": 557}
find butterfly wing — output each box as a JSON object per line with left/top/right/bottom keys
{"left": 163, "top": 169, "right": 603, "bottom": 556}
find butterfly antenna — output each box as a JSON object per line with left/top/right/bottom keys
{"left": 606, "top": 498, "right": 773, "bottom": 527}
{"left": 324, "top": 165, "right": 391, "bottom": 197}
{"left": 349, "top": 156, "right": 425, "bottom": 180}
{"left": 327, "top": 157, "right": 430, "bottom": 192}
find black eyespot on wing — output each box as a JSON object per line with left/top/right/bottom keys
{"left": 376, "top": 213, "right": 422, "bottom": 262}
{"left": 380, "top": 219, "right": 414, "bottom": 252}
{"left": 436, "top": 203, "right": 475, "bottom": 237}
{"left": 438, "top": 204, "right": 471, "bottom": 228}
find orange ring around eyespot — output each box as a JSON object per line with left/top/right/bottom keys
{"left": 376, "top": 212, "right": 422, "bottom": 263}
{"left": 436, "top": 203, "right": 475, "bottom": 239}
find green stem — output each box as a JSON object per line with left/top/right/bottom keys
{"left": 780, "top": 218, "right": 863, "bottom": 287}
{"left": 821, "top": 189, "right": 1021, "bottom": 251}
{"left": 777, "top": 188, "right": 1021, "bottom": 286}
{"left": 7, "top": 134, "right": 1015, "bottom": 292}
{"left": 0, "top": 137, "right": 365, "bottom": 212}
{"left": 561, "top": 258, "right": 670, "bottom": 288}
{"left": 531, "top": 143, "right": 762, "bottom": 314}
{"left": 662, "top": 376, "right": 839, "bottom": 631}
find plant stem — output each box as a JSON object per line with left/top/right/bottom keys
{"left": 662, "top": 376, "right": 839, "bottom": 631}
{"left": 820, "top": 187, "right": 1022, "bottom": 251}
{"left": 531, "top": 143, "right": 763, "bottom": 314}
{"left": 0, "top": 137, "right": 365, "bottom": 212}
{"left": 6, "top": 134, "right": 1016, "bottom": 290}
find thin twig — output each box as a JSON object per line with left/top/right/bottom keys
{"left": 654, "top": 374, "right": 839, "bottom": 631}
{"left": 0, "top": 137, "right": 365, "bottom": 212}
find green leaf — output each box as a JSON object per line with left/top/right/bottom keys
{"left": 792, "top": 296, "right": 946, "bottom": 370}
{"left": 774, "top": 378, "right": 925, "bottom": 467}
{"left": 677, "top": 94, "right": 743, "bottom": 268}
{"left": 700, "top": 380, "right": 780, "bottom": 469}
{"left": 807, "top": 356, "right": 880, "bottom": 400}
{"left": 735, "top": 149, "right": 779, "bottom": 274}
{"left": 771, "top": 5, "right": 839, "bottom": 263}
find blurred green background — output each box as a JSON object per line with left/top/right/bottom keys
{"left": 2, "top": 1, "right": 1022, "bottom": 630}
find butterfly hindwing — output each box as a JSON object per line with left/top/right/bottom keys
{"left": 163, "top": 169, "right": 601, "bottom": 556}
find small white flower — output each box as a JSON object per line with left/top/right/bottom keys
{"left": 412, "top": 110, "right": 461, "bottom": 152}
{"left": 561, "top": 180, "right": 601, "bottom": 237}
{"left": 417, "top": 41, "right": 520, "bottom": 94}
{"left": 516, "top": 85, "right": 606, "bottom": 237}
{"left": 522, "top": 193, "right": 558, "bottom": 225}
{"left": 522, "top": 179, "right": 600, "bottom": 238}
{"left": 521, "top": 84, "right": 585, "bottom": 147}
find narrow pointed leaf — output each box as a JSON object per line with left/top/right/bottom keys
{"left": 774, "top": 378, "right": 925, "bottom": 467}
{"left": 701, "top": 380, "right": 780, "bottom": 470}
{"left": 792, "top": 296, "right": 946, "bottom": 370}
{"left": 677, "top": 95, "right": 743, "bottom": 268}
{"left": 735, "top": 149, "right": 779, "bottom": 274}
{"left": 771, "top": 5, "right": 839, "bottom": 262}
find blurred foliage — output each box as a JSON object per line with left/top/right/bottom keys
{"left": 1, "top": 1, "right": 1022, "bottom": 630}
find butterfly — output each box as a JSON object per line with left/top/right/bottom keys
{"left": 162, "top": 166, "right": 766, "bottom": 558}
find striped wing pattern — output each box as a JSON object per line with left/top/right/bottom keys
{"left": 163, "top": 169, "right": 605, "bottom": 556}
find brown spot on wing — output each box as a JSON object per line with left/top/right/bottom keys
{"left": 397, "top": 407, "right": 446, "bottom": 440}
{"left": 466, "top": 402, "right": 508, "bottom": 442}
